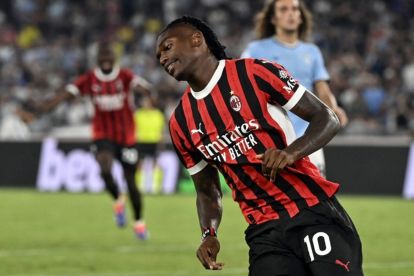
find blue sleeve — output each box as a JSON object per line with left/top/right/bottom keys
{"left": 312, "top": 46, "right": 329, "bottom": 82}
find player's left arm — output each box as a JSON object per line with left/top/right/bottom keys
{"left": 257, "top": 90, "right": 340, "bottom": 181}
{"left": 314, "top": 80, "right": 348, "bottom": 127}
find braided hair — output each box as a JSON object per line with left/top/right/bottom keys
{"left": 159, "top": 16, "right": 229, "bottom": 60}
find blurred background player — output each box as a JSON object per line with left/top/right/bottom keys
{"left": 36, "top": 42, "right": 150, "bottom": 240}
{"left": 241, "top": 0, "right": 348, "bottom": 176}
{"left": 134, "top": 94, "right": 165, "bottom": 193}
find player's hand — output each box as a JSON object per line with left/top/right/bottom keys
{"left": 256, "top": 148, "right": 295, "bottom": 182}
{"left": 196, "top": 236, "right": 224, "bottom": 270}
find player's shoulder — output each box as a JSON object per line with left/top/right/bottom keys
{"left": 239, "top": 57, "right": 283, "bottom": 69}
{"left": 119, "top": 67, "right": 134, "bottom": 77}
{"left": 168, "top": 88, "right": 191, "bottom": 124}
{"left": 246, "top": 37, "right": 275, "bottom": 49}
{"left": 299, "top": 41, "right": 322, "bottom": 52}
{"left": 75, "top": 69, "right": 94, "bottom": 82}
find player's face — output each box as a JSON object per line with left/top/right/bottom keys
{"left": 273, "top": 0, "right": 302, "bottom": 33}
{"left": 97, "top": 49, "right": 115, "bottom": 73}
{"left": 156, "top": 26, "right": 198, "bottom": 81}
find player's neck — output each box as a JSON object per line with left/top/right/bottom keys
{"left": 188, "top": 56, "right": 219, "bottom": 92}
{"left": 275, "top": 32, "right": 299, "bottom": 46}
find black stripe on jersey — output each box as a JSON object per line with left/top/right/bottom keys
{"left": 173, "top": 97, "right": 206, "bottom": 166}
{"left": 254, "top": 75, "right": 287, "bottom": 106}
{"left": 188, "top": 92, "right": 213, "bottom": 149}
{"left": 251, "top": 164, "right": 307, "bottom": 210}
{"left": 291, "top": 171, "right": 329, "bottom": 201}
{"left": 229, "top": 165, "right": 289, "bottom": 218}
{"left": 174, "top": 99, "right": 192, "bottom": 142}
{"left": 217, "top": 69, "right": 258, "bottom": 163}
{"left": 219, "top": 166, "right": 262, "bottom": 212}
{"left": 236, "top": 60, "right": 286, "bottom": 150}
{"left": 253, "top": 59, "right": 299, "bottom": 91}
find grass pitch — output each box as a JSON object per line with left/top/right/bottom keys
{"left": 0, "top": 189, "right": 413, "bottom": 276}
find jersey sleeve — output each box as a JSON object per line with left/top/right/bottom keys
{"left": 169, "top": 115, "right": 207, "bottom": 175}
{"left": 65, "top": 73, "right": 91, "bottom": 96}
{"left": 312, "top": 46, "right": 330, "bottom": 82}
{"left": 252, "top": 59, "right": 307, "bottom": 111}
{"left": 122, "top": 69, "right": 151, "bottom": 90}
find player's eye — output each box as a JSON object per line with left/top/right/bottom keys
{"left": 165, "top": 43, "right": 172, "bottom": 50}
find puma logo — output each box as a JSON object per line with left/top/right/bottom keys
{"left": 335, "top": 259, "right": 350, "bottom": 272}
{"left": 191, "top": 123, "right": 204, "bottom": 135}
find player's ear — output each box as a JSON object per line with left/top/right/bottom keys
{"left": 191, "top": 31, "right": 203, "bottom": 47}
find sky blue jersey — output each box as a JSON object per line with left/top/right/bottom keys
{"left": 241, "top": 37, "right": 329, "bottom": 136}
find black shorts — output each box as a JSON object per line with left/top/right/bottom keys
{"left": 136, "top": 142, "right": 158, "bottom": 159}
{"left": 246, "top": 197, "right": 363, "bottom": 276}
{"left": 90, "top": 139, "right": 138, "bottom": 172}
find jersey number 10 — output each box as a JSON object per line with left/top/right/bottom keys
{"left": 304, "top": 232, "right": 332, "bottom": 262}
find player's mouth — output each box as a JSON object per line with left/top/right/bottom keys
{"left": 165, "top": 60, "right": 178, "bottom": 75}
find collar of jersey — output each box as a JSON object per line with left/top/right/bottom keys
{"left": 94, "top": 65, "right": 120, "bottom": 82}
{"left": 190, "top": 59, "right": 225, "bottom": 100}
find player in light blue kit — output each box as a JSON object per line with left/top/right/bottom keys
{"left": 241, "top": 0, "right": 348, "bottom": 176}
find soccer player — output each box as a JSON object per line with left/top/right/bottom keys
{"left": 241, "top": 0, "right": 348, "bottom": 176}
{"left": 37, "top": 43, "right": 149, "bottom": 240}
{"left": 156, "top": 16, "right": 363, "bottom": 275}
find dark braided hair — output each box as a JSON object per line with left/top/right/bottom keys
{"left": 159, "top": 16, "right": 229, "bottom": 60}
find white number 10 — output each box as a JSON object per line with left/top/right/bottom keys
{"left": 304, "top": 232, "right": 332, "bottom": 261}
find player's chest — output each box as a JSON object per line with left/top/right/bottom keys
{"left": 90, "top": 79, "right": 126, "bottom": 95}
{"left": 186, "top": 91, "right": 262, "bottom": 162}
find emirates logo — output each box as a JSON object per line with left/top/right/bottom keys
{"left": 229, "top": 91, "right": 241, "bottom": 112}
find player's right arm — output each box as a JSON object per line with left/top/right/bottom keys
{"left": 169, "top": 115, "right": 224, "bottom": 270}
{"left": 192, "top": 165, "right": 224, "bottom": 270}
{"left": 35, "top": 73, "right": 89, "bottom": 114}
{"left": 36, "top": 90, "right": 75, "bottom": 114}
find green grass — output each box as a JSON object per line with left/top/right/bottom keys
{"left": 0, "top": 190, "right": 413, "bottom": 276}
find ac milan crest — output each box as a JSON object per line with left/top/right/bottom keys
{"left": 229, "top": 91, "right": 241, "bottom": 112}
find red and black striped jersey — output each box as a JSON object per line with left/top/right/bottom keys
{"left": 66, "top": 66, "right": 141, "bottom": 146}
{"left": 169, "top": 58, "right": 339, "bottom": 225}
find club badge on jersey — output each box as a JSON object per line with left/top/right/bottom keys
{"left": 229, "top": 91, "right": 242, "bottom": 112}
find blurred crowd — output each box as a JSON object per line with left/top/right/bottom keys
{"left": 0, "top": 0, "right": 413, "bottom": 140}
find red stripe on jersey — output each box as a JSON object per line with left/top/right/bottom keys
{"left": 227, "top": 62, "right": 276, "bottom": 149}
{"left": 222, "top": 164, "right": 279, "bottom": 223}
{"left": 181, "top": 90, "right": 202, "bottom": 144}
{"left": 226, "top": 60, "right": 286, "bottom": 151}
{"left": 279, "top": 170, "right": 320, "bottom": 207}
{"left": 251, "top": 59, "right": 297, "bottom": 105}
{"left": 243, "top": 166, "right": 300, "bottom": 218}
{"left": 243, "top": 60, "right": 290, "bottom": 147}
{"left": 104, "top": 81, "right": 116, "bottom": 142}
{"left": 169, "top": 111, "right": 200, "bottom": 169}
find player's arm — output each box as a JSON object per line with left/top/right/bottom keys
{"left": 131, "top": 75, "right": 153, "bottom": 95}
{"left": 314, "top": 80, "right": 348, "bottom": 127}
{"left": 258, "top": 91, "right": 340, "bottom": 181}
{"left": 192, "top": 164, "right": 224, "bottom": 270}
{"left": 36, "top": 89, "right": 75, "bottom": 114}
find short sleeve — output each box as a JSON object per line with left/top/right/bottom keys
{"left": 312, "top": 46, "right": 329, "bottom": 82}
{"left": 252, "top": 59, "right": 307, "bottom": 111}
{"left": 66, "top": 73, "right": 91, "bottom": 96}
{"left": 169, "top": 115, "right": 207, "bottom": 175}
